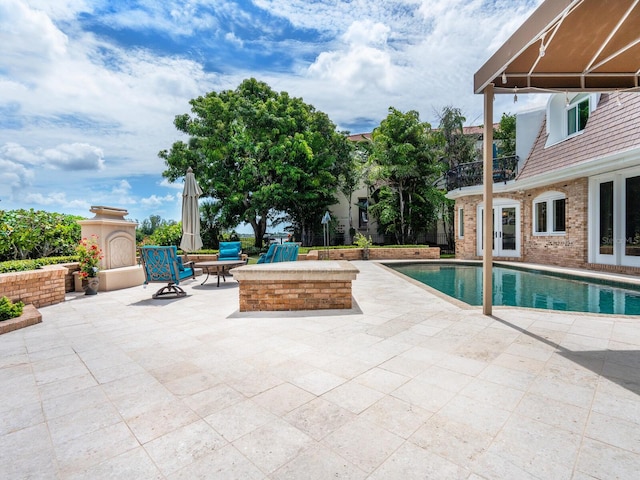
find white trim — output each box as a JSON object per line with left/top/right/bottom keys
{"left": 532, "top": 191, "right": 566, "bottom": 235}
{"left": 458, "top": 207, "right": 464, "bottom": 239}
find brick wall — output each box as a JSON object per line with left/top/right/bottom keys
{"left": 0, "top": 265, "right": 67, "bottom": 308}
{"left": 453, "top": 177, "right": 640, "bottom": 275}
{"left": 238, "top": 279, "right": 352, "bottom": 311}
{"left": 522, "top": 179, "right": 588, "bottom": 267}
{"left": 304, "top": 247, "right": 440, "bottom": 261}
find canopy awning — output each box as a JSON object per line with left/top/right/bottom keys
{"left": 475, "top": 0, "right": 640, "bottom": 95}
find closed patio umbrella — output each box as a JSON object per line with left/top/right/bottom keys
{"left": 180, "top": 167, "right": 203, "bottom": 254}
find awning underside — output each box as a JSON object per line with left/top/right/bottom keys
{"left": 475, "top": 0, "right": 640, "bottom": 94}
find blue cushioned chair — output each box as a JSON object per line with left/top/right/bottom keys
{"left": 218, "top": 241, "right": 242, "bottom": 260}
{"left": 139, "top": 246, "right": 195, "bottom": 299}
{"left": 257, "top": 243, "right": 299, "bottom": 263}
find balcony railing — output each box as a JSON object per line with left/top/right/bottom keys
{"left": 445, "top": 155, "right": 519, "bottom": 190}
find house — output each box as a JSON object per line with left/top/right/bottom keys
{"left": 447, "top": 92, "right": 640, "bottom": 276}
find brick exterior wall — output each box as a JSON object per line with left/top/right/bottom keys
{"left": 238, "top": 279, "right": 352, "bottom": 311}
{"left": 522, "top": 179, "right": 588, "bottom": 267}
{"left": 0, "top": 265, "right": 67, "bottom": 308}
{"left": 454, "top": 177, "right": 640, "bottom": 276}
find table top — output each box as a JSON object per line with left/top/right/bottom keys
{"left": 194, "top": 260, "right": 246, "bottom": 267}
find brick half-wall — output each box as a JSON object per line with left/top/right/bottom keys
{"left": 0, "top": 265, "right": 68, "bottom": 308}
{"left": 303, "top": 247, "right": 440, "bottom": 261}
{"left": 238, "top": 279, "right": 353, "bottom": 311}
{"left": 232, "top": 260, "right": 359, "bottom": 312}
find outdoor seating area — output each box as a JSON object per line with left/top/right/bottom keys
{"left": 2, "top": 261, "right": 640, "bottom": 478}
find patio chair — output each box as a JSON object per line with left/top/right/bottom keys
{"left": 257, "top": 242, "right": 299, "bottom": 263}
{"left": 217, "top": 241, "right": 242, "bottom": 260}
{"left": 139, "top": 246, "right": 195, "bottom": 298}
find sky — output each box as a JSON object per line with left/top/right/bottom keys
{"left": 0, "top": 0, "right": 546, "bottom": 229}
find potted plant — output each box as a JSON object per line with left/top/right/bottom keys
{"left": 76, "top": 235, "right": 103, "bottom": 295}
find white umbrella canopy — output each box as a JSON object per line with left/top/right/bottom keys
{"left": 180, "top": 167, "right": 203, "bottom": 253}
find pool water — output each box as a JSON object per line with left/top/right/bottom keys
{"left": 387, "top": 262, "right": 640, "bottom": 315}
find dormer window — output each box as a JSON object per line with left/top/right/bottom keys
{"left": 567, "top": 94, "right": 589, "bottom": 136}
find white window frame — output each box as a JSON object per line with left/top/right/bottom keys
{"left": 566, "top": 94, "right": 589, "bottom": 137}
{"left": 533, "top": 191, "right": 566, "bottom": 236}
{"left": 458, "top": 207, "right": 464, "bottom": 239}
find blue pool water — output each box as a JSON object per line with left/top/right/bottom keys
{"left": 386, "top": 262, "right": 640, "bottom": 315}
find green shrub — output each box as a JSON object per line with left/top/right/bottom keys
{"left": 0, "top": 296, "right": 24, "bottom": 321}
{"left": 0, "top": 209, "right": 82, "bottom": 261}
{"left": 0, "top": 256, "right": 78, "bottom": 274}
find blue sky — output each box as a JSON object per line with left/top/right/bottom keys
{"left": 0, "top": 0, "right": 544, "bottom": 228}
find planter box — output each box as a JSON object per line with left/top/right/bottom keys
{"left": 232, "top": 260, "right": 359, "bottom": 312}
{"left": 0, "top": 265, "right": 67, "bottom": 308}
{"left": 0, "top": 304, "right": 42, "bottom": 335}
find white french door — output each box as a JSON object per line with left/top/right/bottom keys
{"left": 591, "top": 169, "right": 640, "bottom": 267}
{"left": 477, "top": 201, "right": 521, "bottom": 257}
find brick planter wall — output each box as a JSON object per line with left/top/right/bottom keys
{"left": 303, "top": 247, "right": 440, "bottom": 261}
{"left": 238, "top": 279, "right": 352, "bottom": 311}
{"left": 0, "top": 265, "right": 67, "bottom": 308}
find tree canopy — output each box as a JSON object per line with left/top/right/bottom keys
{"left": 495, "top": 112, "right": 516, "bottom": 156}
{"left": 368, "top": 108, "right": 443, "bottom": 244}
{"left": 160, "top": 78, "right": 352, "bottom": 247}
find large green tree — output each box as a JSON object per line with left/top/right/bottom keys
{"left": 434, "top": 106, "right": 479, "bottom": 247}
{"left": 368, "top": 108, "right": 442, "bottom": 244}
{"left": 160, "top": 78, "right": 351, "bottom": 247}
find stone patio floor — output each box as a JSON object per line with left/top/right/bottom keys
{"left": 1, "top": 260, "right": 640, "bottom": 479}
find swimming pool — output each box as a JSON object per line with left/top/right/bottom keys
{"left": 386, "top": 262, "right": 640, "bottom": 315}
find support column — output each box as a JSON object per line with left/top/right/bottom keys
{"left": 483, "top": 84, "right": 494, "bottom": 316}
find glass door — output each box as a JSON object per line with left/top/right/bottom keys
{"left": 477, "top": 202, "right": 520, "bottom": 257}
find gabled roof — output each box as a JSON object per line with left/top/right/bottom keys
{"left": 518, "top": 92, "right": 640, "bottom": 180}
{"left": 347, "top": 133, "right": 372, "bottom": 142}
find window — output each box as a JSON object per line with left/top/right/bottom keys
{"left": 533, "top": 192, "right": 566, "bottom": 235}
{"left": 567, "top": 95, "right": 589, "bottom": 136}
{"left": 458, "top": 208, "right": 464, "bottom": 238}
{"left": 357, "top": 198, "right": 368, "bottom": 228}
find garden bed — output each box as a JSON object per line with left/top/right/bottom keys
{"left": 0, "top": 304, "right": 42, "bottom": 335}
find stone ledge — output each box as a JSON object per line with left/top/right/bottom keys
{"left": 0, "top": 304, "right": 42, "bottom": 335}
{"left": 231, "top": 260, "right": 359, "bottom": 281}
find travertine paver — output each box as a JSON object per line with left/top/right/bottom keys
{"left": 1, "top": 260, "right": 640, "bottom": 478}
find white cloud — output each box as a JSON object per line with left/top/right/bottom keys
{"left": 159, "top": 178, "right": 184, "bottom": 190}
{"left": 0, "top": 142, "right": 40, "bottom": 165}
{"left": 42, "top": 143, "right": 105, "bottom": 171}
{"left": 0, "top": 158, "right": 33, "bottom": 199}
{"left": 308, "top": 20, "right": 397, "bottom": 92}
{"left": 225, "top": 32, "right": 244, "bottom": 48}
{"left": 22, "top": 192, "right": 89, "bottom": 210}
{"left": 111, "top": 179, "right": 131, "bottom": 195}
{"left": 141, "top": 193, "right": 179, "bottom": 207}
